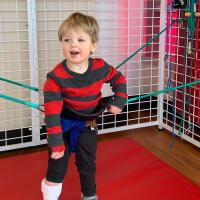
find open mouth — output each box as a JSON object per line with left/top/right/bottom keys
{"left": 70, "top": 51, "right": 79, "bottom": 55}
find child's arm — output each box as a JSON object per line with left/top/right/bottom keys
{"left": 43, "top": 73, "right": 65, "bottom": 158}
{"left": 105, "top": 64, "right": 128, "bottom": 112}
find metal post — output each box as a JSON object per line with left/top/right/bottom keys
{"left": 27, "top": 0, "right": 40, "bottom": 145}
{"left": 158, "top": 0, "right": 167, "bottom": 129}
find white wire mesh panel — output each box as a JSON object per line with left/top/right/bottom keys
{"left": 94, "top": 0, "right": 129, "bottom": 130}
{"left": 95, "top": 0, "right": 160, "bottom": 133}
{"left": 0, "top": 0, "right": 163, "bottom": 151}
{"left": 1, "top": 0, "right": 199, "bottom": 151}
{"left": 37, "top": 0, "right": 162, "bottom": 141}
{"left": 163, "top": 1, "right": 200, "bottom": 148}
{"left": 0, "top": 0, "right": 34, "bottom": 150}
{"left": 126, "top": 0, "right": 161, "bottom": 128}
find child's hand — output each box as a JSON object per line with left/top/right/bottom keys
{"left": 107, "top": 105, "right": 122, "bottom": 114}
{"left": 51, "top": 151, "right": 64, "bottom": 160}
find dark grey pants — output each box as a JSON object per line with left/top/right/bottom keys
{"left": 46, "top": 128, "right": 97, "bottom": 197}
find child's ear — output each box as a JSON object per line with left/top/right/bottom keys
{"left": 91, "top": 42, "right": 98, "bottom": 54}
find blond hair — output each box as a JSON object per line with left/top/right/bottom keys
{"left": 58, "top": 12, "right": 99, "bottom": 43}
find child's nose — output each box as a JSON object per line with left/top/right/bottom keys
{"left": 71, "top": 40, "right": 77, "bottom": 47}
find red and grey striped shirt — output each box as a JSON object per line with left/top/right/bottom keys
{"left": 43, "top": 57, "right": 127, "bottom": 152}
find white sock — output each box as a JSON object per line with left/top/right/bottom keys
{"left": 41, "top": 179, "right": 62, "bottom": 200}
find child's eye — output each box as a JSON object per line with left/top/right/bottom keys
{"left": 78, "top": 39, "right": 85, "bottom": 42}
{"left": 64, "top": 38, "right": 70, "bottom": 42}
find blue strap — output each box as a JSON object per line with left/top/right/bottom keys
{"left": 60, "top": 116, "right": 86, "bottom": 153}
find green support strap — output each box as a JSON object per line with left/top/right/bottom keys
{"left": 116, "top": 19, "right": 183, "bottom": 69}
{"left": 1, "top": 16, "right": 199, "bottom": 114}
{"left": 0, "top": 93, "right": 40, "bottom": 109}
{"left": 1, "top": 80, "right": 200, "bottom": 110}
{"left": 0, "top": 19, "right": 184, "bottom": 110}
{"left": 0, "top": 77, "right": 39, "bottom": 92}
{"left": 128, "top": 80, "right": 200, "bottom": 103}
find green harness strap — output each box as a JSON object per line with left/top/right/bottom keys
{"left": 1, "top": 17, "right": 199, "bottom": 112}
{"left": 0, "top": 77, "right": 39, "bottom": 92}
{"left": 116, "top": 19, "right": 181, "bottom": 69}
{"left": 0, "top": 19, "right": 181, "bottom": 109}
{"left": 0, "top": 93, "right": 40, "bottom": 109}
{"left": 128, "top": 80, "right": 200, "bottom": 103}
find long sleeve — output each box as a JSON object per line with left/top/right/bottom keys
{"left": 43, "top": 74, "right": 65, "bottom": 152}
{"left": 43, "top": 58, "right": 127, "bottom": 152}
{"left": 105, "top": 65, "right": 127, "bottom": 109}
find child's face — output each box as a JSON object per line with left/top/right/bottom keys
{"left": 61, "top": 28, "right": 97, "bottom": 66}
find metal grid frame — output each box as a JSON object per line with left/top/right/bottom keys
{"left": 162, "top": 0, "right": 200, "bottom": 148}
{"left": 0, "top": 0, "right": 163, "bottom": 151}
{"left": 0, "top": 0, "right": 34, "bottom": 151}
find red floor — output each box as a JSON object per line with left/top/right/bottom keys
{"left": 0, "top": 138, "right": 200, "bottom": 200}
